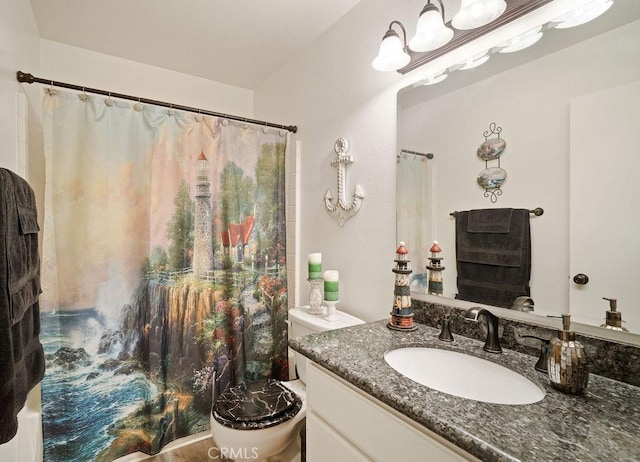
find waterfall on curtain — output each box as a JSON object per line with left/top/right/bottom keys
{"left": 396, "top": 153, "right": 432, "bottom": 291}
{"left": 40, "top": 90, "right": 289, "bottom": 461}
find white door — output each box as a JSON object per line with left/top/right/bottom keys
{"left": 569, "top": 80, "right": 640, "bottom": 332}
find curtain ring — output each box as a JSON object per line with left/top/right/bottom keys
{"left": 105, "top": 91, "right": 114, "bottom": 106}
{"left": 79, "top": 86, "right": 88, "bottom": 102}
{"left": 194, "top": 110, "right": 203, "bottom": 122}
{"left": 133, "top": 97, "right": 144, "bottom": 112}
{"left": 46, "top": 80, "right": 57, "bottom": 96}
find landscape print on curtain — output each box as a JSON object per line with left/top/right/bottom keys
{"left": 40, "top": 90, "right": 289, "bottom": 461}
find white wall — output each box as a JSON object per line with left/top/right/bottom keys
{"left": 0, "top": 0, "right": 43, "bottom": 185}
{"left": 0, "top": 1, "right": 43, "bottom": 460}
{"left": 39, "top": 39, "right": 254, "bottom": 118}
{"left": 254, "top": 0, "right": 416, "bottom": 322}
{"left": 399, "top": 19, "right": 640, "bottom": 316}
{"left": 253, "top": 0, "right": 639, "bottom": 322}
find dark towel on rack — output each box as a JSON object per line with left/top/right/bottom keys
{"left": 467, "top": 208, "right": 513, "bottom": 233}
{"left": 455, "top": 208, "right": 531, "bottom": 308}
{"left": 0, "top": 168, "right": 45, "bottom": 443}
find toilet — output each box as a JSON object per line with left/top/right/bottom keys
{"left": 210, "top": 306, "right": 364, "bottom": 461}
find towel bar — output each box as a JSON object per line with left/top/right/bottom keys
{"left": 450, "top": 207, "right": 544, "bottom": 217}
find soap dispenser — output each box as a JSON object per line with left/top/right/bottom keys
{"left": 548, "top": 314, "right": 589, "bottom": 395}
{"left": 600, "top": 298, "right": 629, "bottom": 332}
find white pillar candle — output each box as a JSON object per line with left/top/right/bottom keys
{"left": 308, "top": 253, "right": 322, "bottom": 279}
{"left": 323, "top": 270, "right": 339, "bottom": 281}
{"left": 323, "top": 270, "right": 339, "bottom": 301}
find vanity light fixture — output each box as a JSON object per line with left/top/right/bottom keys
{"left": 452, "top": 0, "right": 507, "bottom": 30}
{"left": 379, "top": 0, "right": 615, "bottom": 80}
{"left": 551, "top": 0, "right": 613, "bottom": 29}
{"left": 408, "top": 1, "right": 453, "bottom": 52}
{"left": 497, "top": 26, "right": 543, "bottom": 53}
{"left": 372, "top": 0, "right": 512, "bottom": 72}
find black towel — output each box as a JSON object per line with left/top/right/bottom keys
{"left": 467, "top": 208, "right": 513, "bottom": 233}
{"left": 0, "top": 168, "right": 45, "bottom": 443}
{"left": 455, "top": 208, "right": 531, "bottom": 308}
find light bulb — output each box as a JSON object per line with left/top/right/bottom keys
{"left": 552, "top": 0, "right": 613, "bottom": 29}
{"left": 372, "top": 29, "right": 411, "bottom": 72}
{"left": 409, "top": 5, "right": 453, "bottom": 52}
{"left": 452, "top": 0, "right": 507, "bottom": 30}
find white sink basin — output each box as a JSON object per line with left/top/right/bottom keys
{"left": 384, "top": 347, "right": 545, "bottom": 405}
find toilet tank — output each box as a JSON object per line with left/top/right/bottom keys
{"left": 288, "top": 307, "right": 364, "bottom": 384}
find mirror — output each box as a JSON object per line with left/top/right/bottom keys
{"left": 397, "top": 1, "right": 640, "bottom": 334}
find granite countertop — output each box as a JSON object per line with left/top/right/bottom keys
{"left": 289, "top": 320, "right": 640, "bottom": 462}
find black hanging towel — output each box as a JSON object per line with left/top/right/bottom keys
{"left": 0, "top": 168, "right": 45, "bottom": 443}
{"left": 454, "top": 208, "right": 531, "bottom": 308}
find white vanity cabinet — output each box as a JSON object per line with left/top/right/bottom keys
{"left": 305, "top": 362, "right": 479, "bottom": 461}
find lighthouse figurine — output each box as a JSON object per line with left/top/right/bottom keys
{"left": 388, "top": 242, "right": 417, "bottom": 331}
{"left": 426, "top": 241, "right": 445, "bottom": 296}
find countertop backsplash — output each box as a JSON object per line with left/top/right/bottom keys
{"left": 413, "top": 299, "right": 640, "bottom": 387}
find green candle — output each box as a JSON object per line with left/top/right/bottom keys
{"left": 323, "top": 270, "right": 339, "bottom": 301}
{"left": 308, "top": 253, "right": 322, "bottom": 280}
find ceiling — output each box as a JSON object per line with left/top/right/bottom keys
{"left": 29, "top": 0, "right": 364, "bottom": 90}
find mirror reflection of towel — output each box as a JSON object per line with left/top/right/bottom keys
{"left": 455, "top": 208, "right": 531, "bottom": 308}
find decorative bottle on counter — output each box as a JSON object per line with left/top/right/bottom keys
{"left": 548, "top": 314, "right": 589, "bottom": 395}
{"left": 600, "top": 297, "right": 629, "bottom": 332}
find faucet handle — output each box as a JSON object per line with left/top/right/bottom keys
{"left": 465, "top": 307, "right": 501, "bottom": 353}
{"left": 438, "top": 314, "right": 454, "bottom": 342}
{"left": 521, "top": 335, "right": 550, "bottom": 373}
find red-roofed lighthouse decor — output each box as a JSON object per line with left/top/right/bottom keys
{"left": 427, "top": 240, "right": 445, "bottom": 296}
{"left": 388, "top": 242, "right": 417, "bottom": 331}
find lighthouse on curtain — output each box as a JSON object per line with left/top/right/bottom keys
{"left": 193, "top": 151, "right": 214, "bottom": 278}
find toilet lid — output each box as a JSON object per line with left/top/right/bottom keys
{"left": 213, "top": 379, "right": 302, "bottom": 430}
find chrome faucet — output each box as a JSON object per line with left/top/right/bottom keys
{"left": 464, "top": 307, "right": 502, "bottom": 353}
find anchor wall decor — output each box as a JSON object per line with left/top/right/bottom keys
{"left": 324, "top": 138, "right": 365, "bottom": 226}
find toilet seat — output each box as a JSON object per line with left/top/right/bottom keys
{"left": 212, "top": 379, "right": 302, "bottom": 430}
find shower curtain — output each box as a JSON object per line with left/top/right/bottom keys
{"left": 396, "top": 153, "right": 433, "bottom": 291}
{"left": 40, "top": 90, "right": 289, "bottom": 461}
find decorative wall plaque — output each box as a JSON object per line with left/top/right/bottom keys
{"left": 476, "top": 122, "right": 506, "bottom": 203}
{"left": 324, "top": 138, "right": 365, "bottom": 226}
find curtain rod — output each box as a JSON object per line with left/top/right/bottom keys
{"left": 16, "top": 71, "right": 298, "bottom": 133}
{"left": 399, "top": 149, "right": 434, "bottom": 159}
